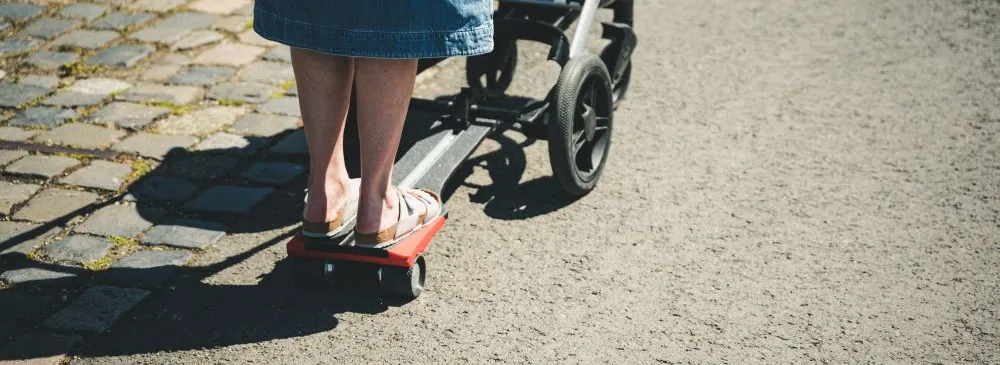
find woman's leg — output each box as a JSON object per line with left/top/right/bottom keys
{"left": 353, "top": 58, "right": 419, "bottom": 234}
{"left": 290, "top": 47, "right": 354, "bottom": 224}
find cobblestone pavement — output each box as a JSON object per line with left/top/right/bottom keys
{"left": 0, "top": 0, "right": 321, "bottom": 362}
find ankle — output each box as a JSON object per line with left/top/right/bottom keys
{"left": 303, "top": 175, "right": 351, "bottom": 222}
{"left": 356, "top": 187, "right": 399, "bottom": 233}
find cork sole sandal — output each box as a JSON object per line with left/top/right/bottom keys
{"left": 355, "top": 188, "right": 443, "bottom": 249}
{"left": 301, "top": 178, "right": 361, "bottom": 238}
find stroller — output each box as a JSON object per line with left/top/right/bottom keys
{"left": 288, "top": 0, "right": 638, "bottom": 300}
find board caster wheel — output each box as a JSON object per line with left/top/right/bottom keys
{"left": 379, "top": 256, "right": 426, "bottom": 301}
{"left": 547, "top": 53, "right": 614, "bottom": 197}
{"left": 466, "top": 40, "right": 517, "bottom": 93}
{"left": 292, "top": 258, "right": 335, "bottom": 288}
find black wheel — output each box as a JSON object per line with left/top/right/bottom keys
{"left": 600, "top": 44, "right": 633, "bottom": 107}
{"left": 291, "top": 258, "right": 331, "bottom": 288}
{"left": 466, "top": 41, "right": 517, "bottom": 92}
{"left": 379, "top": 256, "right": 426, "bottom": 301}
{"left": 548, "top": 53, "right": 614, "bottom": 197}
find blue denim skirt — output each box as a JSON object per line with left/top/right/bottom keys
{"left": 253, "top": 0, "right": 494, "bottom": 59}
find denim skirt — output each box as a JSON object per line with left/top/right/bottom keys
{"left": 253, "top": 0, "right": 494, "bottom": 59}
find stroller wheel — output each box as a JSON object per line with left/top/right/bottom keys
{"left": 466, "top": 41, "right": 518, "bottom": 93}
{"left": 548, "top": 53, "right": 614, "bottom": 197}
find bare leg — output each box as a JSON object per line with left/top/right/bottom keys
{"left": 353, "top": 58, "right": 419, "bottom": 234}
{"left": 290, "top": 47, "right": 354, "bottom": 223}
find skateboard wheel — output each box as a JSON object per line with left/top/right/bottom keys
{"left": 379, "top": 256, "right": 426, "bottom": 301}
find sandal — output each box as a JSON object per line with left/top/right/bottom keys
{"left": 355, "top": 188, "right": 443, "bottom": 248}
{"left": 301, "top": 178, "right": 361, "bottom": 238}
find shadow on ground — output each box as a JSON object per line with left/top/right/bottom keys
{"left": 0, "top": 86, "right": 581, "bottom": 359}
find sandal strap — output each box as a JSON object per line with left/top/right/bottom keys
{"left": 355, "top": 188, "right": 443, "bottom": 246}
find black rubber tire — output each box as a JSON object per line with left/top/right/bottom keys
{"left": 379, "top": 256, "right": 426, "bottom": 301}
{"left": 547, "top": 53, "right": 614, "bottom": 197}
{"left": 466, "top": 41, "right": 517, "bottom": 92}
{"left": 291, "top": 258, "right": 327, "bottom": 288}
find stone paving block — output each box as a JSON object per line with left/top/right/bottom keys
{"left": 129, "top": 26, "right": 190, "bottom": 44}
{"left": 89, "top": 12, "right": 153, "bottom": 31}
{"left": 0, "top": 267, "right": 81, "bottom": 286}
{"left": 168, "top": 66, "right": 234, "bottom": 86}
{"left": 238, "top": 29, "right": 276, "bottom": 47}
{"left": 241, "top": 162, "right": 305, "bottom": 185}
{"left": 17, "top": 17, "right": 81, "bottom": 40}
{"left": 17, "top": 75, "right": 60, "bottom": 89}
{"left": 23, "top": 50, "right": 79, "bottom": 70}
{"left": 91, "top": 0, "right": 134, "bottom": 5}
{"left": 0, "top": 150, "right": 28, "bottom": 166}
{"left": 141, "top": 63, "right": 182, "bottom": 82}
{"left": 45, "top": 235, "right": 112, "bottom": 263}
{"left": 112, "top": 133, "right": 198, "bottom": 159}
{"left": 0, "top": 3, "right": 44, "bottom": 19}
{"left": 103, "top": 250, "right": 192, "bottom": 287}
{"left": 229, "top": 113, "right": 298, "bottom": 137}
{"left": 89, "top": 102, "right": 170, "bottom": 130}
{"left": 42, "top": 78, "right": 131, "bottom": 107}
{"left": 189, "top": 0, "right": 247, "bottom": 14}
{"left": 235, "top": 3, "right": 253, "bottom": 16}
{"left": 129, "top": 0, "right": 185, "bottom": 12}
{"left": 262, "top": 45, "right": 291, "bottom": 63}
{"left": 207, "top": 81, "right": 277, "bottom": 104}
{"left": 158, "top": 11, "right": 218, "bottom": 30}
{"left": 193, "top": 132, "right": 265, "bottom": 156}
{"left": 0, "top": 181, "right": 40, "bottom": 216}
{"left": 126, "top": 176, "right": 197, "bottom": 202}
{"left": 184, "top": 186, "right": 274, "bottom": 215}
{"left": 33, "top": 123, "right": 127, "bottom": 149}
{"left": 51, "top": 30, "right": 118, "bottom": 49}
{"left": 0, "top": 292, "right": 54, "bottom": 320}
{"left": 0, "top": 127, "right": 36, "bottom": 142}
{"left": 117, "top": 83, "right": 203, "bottom": 105}
{"left": 0, "top": 222, "right": 62, "bottom": 260}
{"left": 171, "top": 29, "right": 223, "bottom": 51}
{"left": 59, "top": 3, "right": 108, "bottom": 20}
{"left": 256, "top": 97, "right": 301, "bottom": 117}
{"left": 4, "top": 155, "right": 79, "bottom": 178}
{"left": 154, "top": 106, "right": 246, "bottom": 135}
{"left": 139, "top": 54, "right": 190, "bottom": 82}
{"left": 42, "top": 285, "right": 150, "bottom": 333}
{"left": 86, "top": 44, "right": 154, "bottom": 68}
{"left": 213, "top": 15, "right": 250, "bottom": 33}
{"left": 237, "top": 61, "right": 294, "bottom": 85}
{"left": 141, "top": 219, "right": 227, "bottom": 249}
{"left": 7, "top": 107, "right": 78, "bottom": 128}
{"left": 0, "top": 39, "right": 39, "bottom": 57}
{"left": 0, "top": 82, "right": 51, "bottom": 108}
{"left": 270, "top": 129, "right": 307, "bottom": 155}
{"left": 0, "top": 332, "right": 81, "bottom": 365}
{"left": 75, "top": 204, "right": 162, "bottom": 238}
{"left": 60, "top": 160, "right": 131, "bottom": 191}
{"left": 165, "top": 154, "right": 239, "bottom": 180}
{"left": 194, "top": 43, "right": 265, "bottom": 66}
{"left": 12, "top": 189, "right": 97, "bottom": 222}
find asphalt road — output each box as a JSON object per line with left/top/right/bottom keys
{"left": 74, "top": 0, "right": 999, "bottom": 363}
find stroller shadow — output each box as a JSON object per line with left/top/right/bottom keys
{"left": 0, "top": 88, "right": 575, "bottom": 360}
{"left": 443, "top": 131, "right": 580, "bottom": 220}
